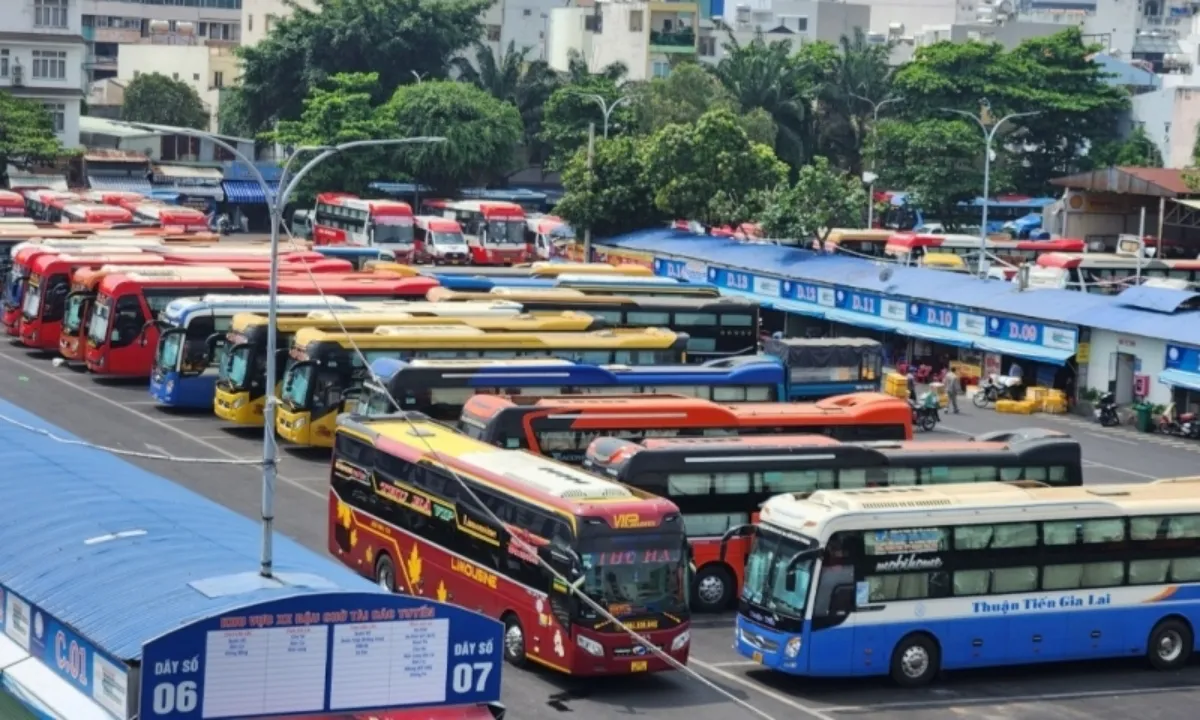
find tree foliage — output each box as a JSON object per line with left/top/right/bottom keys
{"left": 872, "top": 118, "right": 986, "bottom": 230}
{"left": 554, "top": 135, "right": 666, "bottom": 238}
{"left": 756, "top": 156, "right": 866, "bottom": 247}
{"left": 236, "top": 0, "right": 490, "bottom": 132}
{"left": 642, "top": 109, "right": 787, "bottom": 228}
{"left": 632, "top": 62, "right": 775, "bottom": 145}
{"left": 452, "top": 41, "right": 558, "bottom": 162}
{"left": 539, "top": 78, "right": 634, "bottom": 171}
{"left": 121, "top": 72, "right": 209, "bottom": 130}
{"left": 1091, "top": 125, "right": 1163, "bottom": 168}
{"left": 0, "top": 92, "right": 64, "bottom": 185}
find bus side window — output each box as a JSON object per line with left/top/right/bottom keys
{"left": 813, "top": 533, "right": 856, "bottom": 616}
{"left": 110, "top": 295, "right": 145, "bottom": 348}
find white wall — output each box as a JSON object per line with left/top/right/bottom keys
{"left": 240, "top": 0, "right": 309, "bottom": 47}
{"left": 1086, "top": 329, "right": 1170, "bottom": 406}
{"left": 81, "top": 0, "right": 242, "bottom": 24}
{"left": 592, "top": 4, "right": 653, "bottom": 81}
{"left": 0, "top": 0, "right": 86, "bottom": 147}
{"left": 548, "top": 8, "right": 591, "bottom": 74}
{"left": 117, "top": 44, "right": 230, "bottom": 131}
{"left": 1130, "top": 86, "right": 1200, "bottom": 169}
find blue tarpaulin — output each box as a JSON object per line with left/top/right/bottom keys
{"left": 1160, "top": 369, "right": 1200, "bottom": 393}
{"left": 1115, "top": 285, "right": 1200, "bottom": 314}
{"left": 222, "top": 180, "right": 277, "bottom": 204}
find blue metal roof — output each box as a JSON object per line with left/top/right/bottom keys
{"left": 1115, "top": 285, "right": 1200, "bottom": 314}
{"left": 221, "top": 180, "right": 277, "bottom": 204}
{"left": 0, "top": 397, "right": 380, "bottom": 662}
{"left": 603, "top": 229, "right": 1200, "bottom": 346}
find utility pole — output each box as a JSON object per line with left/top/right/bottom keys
{"left": 850, "top": 93, "right": 901, "bottom": 229}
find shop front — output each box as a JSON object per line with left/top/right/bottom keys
{"left": 1161, "top": 343, "right": 1200, "bottom": 414}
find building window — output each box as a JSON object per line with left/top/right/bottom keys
{"left": 42, "top": 103, "right": 65, "bottom": 133}
{"left": 698, "top": 35, "right": 715, "bottom": 56}
{"left": 265, "top": 15, "right": 276, "bottom": 32}
{"left": 35, "top": 0, "right": 70, "bottom": 29}
{"left": 193, "top": 73, "right": 200, "bottom": 81}
{"left": 213, "top": 70, "right": 224, "bottom": 88}
{"left": 629, "top": 9, "right": 643, "bottom": 31}
{"left": 32, "top": 50, "right": 67, "bottom": 80}
{"left": 247, "top": 14, "right": 252, "bottom": 31}
{"left": 486, "top": 24, "right": 501, "bottom": 41}
{"left": 797, "top": 16, "right": 808, "bottom": 31}
{"left": 0, "top": 49, "right": 8, "bottom": 78}
{"left": 198, "top": 21, "right": 208, "bottom": 36}
{"left": 652, "top": 60, "right": 670, "bottom": 78}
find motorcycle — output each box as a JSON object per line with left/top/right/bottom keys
{"left": 972, "top": 374, "right": 1021, "bottom": 408}
{"left": 1157, "top": 403, "right": 1200, "bottom": 438}
{"left": 911, "top": 392, "right": 940, "bottom": 432}
{"left": 1094, "top": 391, "right": 1120, "bottom": 427}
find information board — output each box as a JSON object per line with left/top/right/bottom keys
{"left": 139, "top": 592, "right": 502, "bottom": 720}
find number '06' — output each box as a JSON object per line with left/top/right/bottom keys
{"left": 153, "top": 681, "right": 198, "bottom": 715}
{"left": 452, "top": 662, "right": 493, "bottom": 694}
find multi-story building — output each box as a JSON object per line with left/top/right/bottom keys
{"left": 240, "top": 0, "right": 303, "bottom": 47}
{"left": 697, "top": 0, "right": 871, "bottom": 65}
{"left": 116, "top": 40, "right": 238, "bottom": 131}
{"left": 79, "top": 0, "right": 241, "bottom": 83}
{"left": 549, "top": 0, "right": 700, "bottom": 81}
{"left": 0, "top": 0, "right": 87, "bottom": 147}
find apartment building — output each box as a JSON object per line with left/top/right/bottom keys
{"left": 240, "top": 0, "right": 302, "bottom": 47}
{"left": 117, "top": 42, "right": 238, "bottom": 131}
{"left": 79, "top": 0, "right": 241, "bottom": 82}
{"left": 0, "top": 0, "right": 87, "bottom": 147}
{"left": 549, "top": 0, "right": 700, "bottom": 81}
{"left": 696, "top": 0, "right": 870, "bottom": 65}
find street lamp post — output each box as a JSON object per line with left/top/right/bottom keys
{"left": 850, "top": 93, "right": 901, "bottom": 229}
{"left": 127, "top": 123, "right": 445, "bottom": 578}
{"left": 578, "top": 93, "right": 631, "bottom": 139}
{"left": 939, "top": 101, "right": 1041, "bottom": 276}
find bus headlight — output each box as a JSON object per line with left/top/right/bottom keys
{"left": 576, "top": 635, "right": 604, "bottom": 657}
{"left": 165, "top": 380, "right": 175, "bottom": 395}
{"left": 670, "top": 631, "right": 690, "bottom": 652}
{"left": 784, "top": 637, "right": 802, "bottom": 658}
{"left": 231, "top": 396, "right": 246, "bottom": 409}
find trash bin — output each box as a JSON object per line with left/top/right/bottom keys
{"left": 1134, "top": 403, "right": 1153, "bottom": 433}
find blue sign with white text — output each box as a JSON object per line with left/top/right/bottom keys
{"left": 1165, "top": 344, "right": 1200, "bottom": 374}
{"left": 139, "top": 592, "right": 503, "bottom": 720}
{"left": 0, "top": 583, "right": 131, "bottom": 719}
{"left": 909, "top": 302, "right": 957, "bottom": 330}
{"left": 987, "top": 316, "right": 1042, "bottom": 345}
{"left": 835, "top": 288, "right": 880, "bottom": 316}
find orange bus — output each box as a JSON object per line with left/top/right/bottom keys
{"left": 458, "top": 392, "right": 913, "bottom": 464}
{"left": 582, "top": 432, "right": 1084, "bottom": 611}
{"left": 0, "top": 190, "right": 25, "bottom": 217}
{"left": 330, "top": 413, "right": 690, "bottom": 676}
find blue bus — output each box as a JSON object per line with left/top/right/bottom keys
{"left": 149, "top": 294, "right": 362, "bottom": 408}
{"left": 358, "top": 355, "right": 788, "bottom": 420}
{"left": 881, "top": 194, "right": 1054, "bottom": 234}
{"left": 732, "top": 479, "right": 1200, "bottom": 686}
{"left": 762, "top": 337, "right": 882, "bottom": 399}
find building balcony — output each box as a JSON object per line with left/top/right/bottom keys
{"left": 85, "top": 54, "right": 118, "bottom": 68}
{"left": 649, "top": 29, "right": 696, "bottom": 52}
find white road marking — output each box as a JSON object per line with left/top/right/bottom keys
{"left": 688, "top": 657, "right": 837, "bottom": 720}
{"left": 942, "top": 423, "right": 1158, "bottom": 481}
{"left": 122, "top": 400, "right": 161, "bottom": 406}
{"left": 144, "top": 443, "right": 169, "bottom": 456}
{"left": 708, "top": 661, "right": 761, "bottom": 668}
{"left": 0, "top": 350, "right": 325, "bottom": 501}
{"left": 822, "top": 683, "right": 1200, "bottom": 712}
{"left": 1086, "top": 431, "right": 1138, "bottom": 446}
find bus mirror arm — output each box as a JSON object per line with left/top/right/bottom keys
{"left": 138, "top": 320, "right": 155, "bottom": 347}
{"left": 204, "top": 332, "right": 225, "bottom": 358}
{"left": 782, "top": 549, "right": 821, "bottom": 592}
{"left": 718, "top": 524, "right": 755, "bottom": 562}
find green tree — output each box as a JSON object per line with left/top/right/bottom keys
{"left": 451, "top": 41, "right": 560, "bottom": 163}
{"left": 871, "top": 118, "right": 986, "bottom": 230}
{"left": 756, "top": 156, "right": 866, "bottom": 247}
{"left": 217, "top": 86, "right": 256, "bottom": 139}
{"left": 709, "top": 33, "right": 815, "bottom": 168}
{"left": 0, "top": 92, "right": 64, "bottom": 186}
{"left": 121, "top": 72, "right": 209, "bottom": 129}
{"left": 236, "top": 0, "right": 490, "bottom": 132}
{"left": 631, "top": 62, "right": 776, "bottom": 145}
{"left": 383, "top": 80, "right": 523, "bottom": 194}
{"left": 1090, "top": 125, "right": 1163, "bottom": 168}
{"left": 562, "top": 49, "right": 629, "bottom": 85}
{"left": 643, "top": 108, "right": 787, "bottom": 228}
{"left": 270, "top": 73, "right": 399, "bottom": 200}
{"left": 554, "top": 135, "right": 666, "bottom": 238}
{"left": 539, "top": 78, "right": 634, "bottom": 170}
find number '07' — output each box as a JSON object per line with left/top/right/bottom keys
{"left": 152, "top": 681, "right": 198, "bottom": 715}
{"left": 452, "top": 662, "right": 493, "bottom": 694}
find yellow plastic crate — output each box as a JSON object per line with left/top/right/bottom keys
{"left": 996, "top": 399, "right": 1038, "bottom": 415}
{"left": 1041, "top": 398, "right": 1068, "bottom": 414}
{"left": 1046, "top": 389, "right": 1067, "bottom": 401}
{"left": 1025, "top": 387, "right": 1049, "bottom": 404}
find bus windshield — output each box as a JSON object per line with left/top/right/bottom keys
{"left": 63, "top": 293, "right": 88, "bottom": 334}
{"left": 21, "top": 279, "right": 43, "bottom": 319}
{"left": 155, "top": 329, "right": 185, "bottom": 372}
{"left": 487, "top": 220, "right": 524, "bottom": 244}
{"left": 579, "top": 535, "right": 688, "bottom": 616}
{"left": 221, "top": 344, "right": 253, "bottom": 387}
{"left": 373, "top": 217, "right": 414, "bottom": 245}
{"left": 431, "top": 231, "right": 464, "bottom": 246}
{"left": 283, "top": 363, "right": 313, "bottom": 406}
{"left": 87, "top": 296, "right": 112, "bottom": 345}
{"left": 741, "top": 528, "right": 817, "bottom": 618}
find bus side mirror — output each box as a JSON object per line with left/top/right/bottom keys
{"left": 830, "top": 584, "right": 856, "bottom": 615}
{"left": 205, "top": 332, "right": 225, "bottom": 359}
{"left": 340, "top": 386, "right": 363, "bottom": 402}
{"left": 718, "top": 524, "right": 755, "bottom": 563}
{"left": 138, "top": 320, "right": 153, "bottom": 347}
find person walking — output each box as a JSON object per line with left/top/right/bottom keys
{"left": 944, "top": 367, "right": 961, "bottom": 414}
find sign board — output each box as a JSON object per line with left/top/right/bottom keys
{"left": 139, "top": 592, "right": 502, "bottom": 720}
{"left": 1116, "top": 234, "right": 1144, "bottom": 258}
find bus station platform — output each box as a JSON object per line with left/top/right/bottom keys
{"left": 0, "top": 397, "right": 505, "bottom": 720}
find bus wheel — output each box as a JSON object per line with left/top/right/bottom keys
{"left": 1148, "top": 618, "right": 1193, "bottom": 671}
{"left": 375, "top": 554, "right": 396, "bottom": 593}
{"left": 890, "top": 633, "right": 940, "bottom": 687}
{"left": 502, "top": 613, "right": 527, "bottom": 667}
{"left": 693, "top": 566, "right": 734, "bottom": 612}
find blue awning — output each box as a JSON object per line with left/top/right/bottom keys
{"left": 87, "top": 175, "right": 152, "bottom": 193}
{"left": 1160, "top": 369, "right": 1200, "bottom": 393}
{"left": 152, "top": 184, "right": 224, "bottom": 201}
{"left": 972, "top": 336, "right": 1074, "bottom": 366}
{"left": 823, "top": 308, "right": 895, "bottom": 332}
{"left": 222, "top": 180, "right": 275, "bottom": 204}
{"left": 893, "top": 322, "right": 976, "bottom": 348}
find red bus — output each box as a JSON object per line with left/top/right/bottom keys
{"left": 583, "top": 432, "right": 1084, "bottom": 611}
{"left": 1033, "top": 251, "right": 1200, "bottom": 292}
{"left": 312, "top": 193, "right": 415, "bottom": 254}
{"left": 59, "top": 202, "right": 135, "bottom": 224}
{"left": 330, "top": 413, "right": 690, "bottom": 675}
{"left": 19, "top": 253, "right": 167, "bottom": 350}
{"left": 885, "top": 233, "right": 1085, "bottom": 271}
{"left": 423, "top": 200, "right": 529, "bottom": 265}
{"left": 22, "top": 189, "right": 79, "bottom": 219}
{"left": 79, "top": 190, "right": 145, "bottom": 207}
{"left": 458, "top": 392, "right": 913, "bottom": 464}
{"left": 413, "top": 215, "right": 470, "bottom": 265}
{"left": 120, "top": 201, "right": 210, "bottom": 231}
{"left": 0, "top": 190, "right": 25, "bottom": 217}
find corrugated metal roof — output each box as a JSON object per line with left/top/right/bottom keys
{"left": 1049, "top": 167, "right": 1195, "bottom": 197}
{"left": 0, "top": 398, "right": 378, "bottom": 662}
{"left": 153, "top": 164, "right": 224, "bottom": 181}
{"left": 1115, "top": 285, "right": 1200, "bottom": 313}
{"left": 604, "top": 229, "right": 1200, "bottom": 346}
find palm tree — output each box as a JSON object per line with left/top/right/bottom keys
{"left": 709, "top": 32, "right": 814, "bottom": 168}
{"left": 452, "top": 41, "right": 561, "bottom": 165}
{"left": 817, "top": 29, "right": 895, "bottom": 175}
{"left": 563, "top": 49, "right": 629, "bottom": 86}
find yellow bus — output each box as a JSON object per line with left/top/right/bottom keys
{"left": 275, "top": 326, "right": 689, "bottom": 447}
{"left": 527, "top": 262, "right": 653, "bottom": 278}
{"left": 822, "top": 229, "right": 895, "bottom": 258}
{"left": 919, "top": 252, "right": 970, "bottom": 272}
{"left": 213, "top": 304, "right": 600, "bottom": 426}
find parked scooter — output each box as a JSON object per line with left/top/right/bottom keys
{"left": 1157, "top": 403, "right": 1200, "bottom": 439}
{"left": 911, "top": 391, "right": 941, "bottom": 432}
{"left": 1094, "top": 391, "right": 1120, "bottom": 427}
{"left": 972, "top": 374, "right": 1022, "bottom": 408}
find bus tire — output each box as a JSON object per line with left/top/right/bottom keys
{"left": 375, "top": 553, "right": 396, "bottom": 593}
{"left": 692, "top": 565, "right": 735, "bottom": 613}
{"left": 502, "top": 613, "right": 527, "bottom": 667}
{"left": 1148, "top": 618, "right": 1193, "bottom": 671}
{"left": 890, "top": 633, "right": 940, "bottom": 687}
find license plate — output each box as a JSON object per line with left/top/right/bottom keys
{"left": 630, "top": 660, "right": 648, "bottom": 672}
{"left": 752, "top": 651, "right": 763, "bottom": 664}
